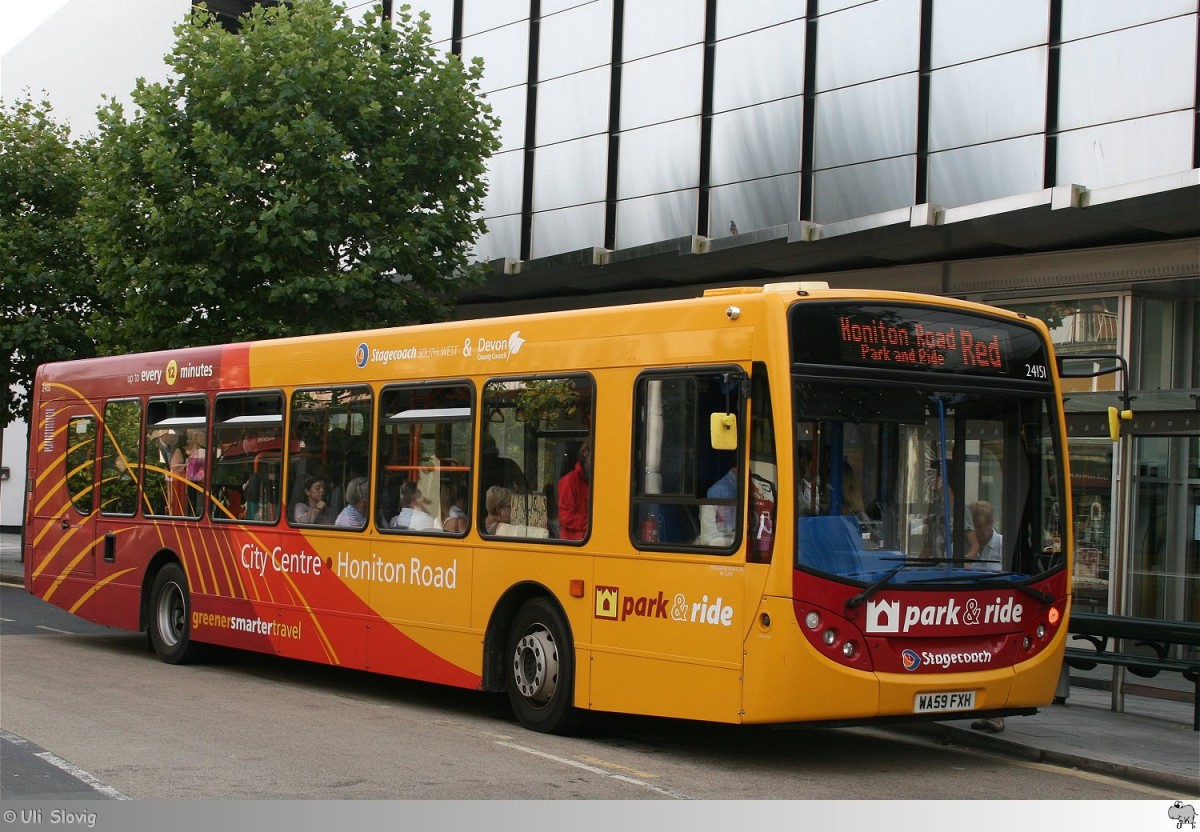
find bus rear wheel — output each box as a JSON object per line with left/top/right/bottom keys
{"left": 505, "top": 598, "right": 581, "bottom": 734}
{"left": 148, "top": 562, "right": 200, "bottom": 664}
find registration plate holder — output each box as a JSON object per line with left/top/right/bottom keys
{"left": 914, "top": 690, "right": 976, "bottom": 713}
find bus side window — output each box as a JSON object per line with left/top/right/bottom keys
{"left": 377, "top": 383, "right": 474, "bottom": 535}
{"left": 66, "top": 416, "right": 97, "bottom": 516}
{"left": 481, "top": 375, "right": 593, "bottom": 541}
{"left": 631, "top": 369, "right": 745, "bottom": 551}
{"left": 99, "top": 399, "right": 141, "bottom": 517}
{"left": 211, "top": 393, "right": 285, "bottom": 524}
{"left": 288, "top": 386, "right": 373, "bottom": 528}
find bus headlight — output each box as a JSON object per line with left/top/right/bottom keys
{"left": 842, "top": 641, "right": 857, "bottom": 658}
{"left": 822, "top": 628, "right": 838, "bottom": 646}
{"left": 805, "top": 611, "right": 821, "bottom": 630}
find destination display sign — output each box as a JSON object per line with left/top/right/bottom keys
{"left": 790, "top": 303, "right": 1051, "bottom": 382}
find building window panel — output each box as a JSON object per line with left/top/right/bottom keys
{"left": 615, "top": 190, "right": 699, "bottom": 249}
{"left": 1061, "top": 0, "right": 1196, "bottom": 41}
{"left": 716, "top": 0, "right": 804, "bottom": 40}
{"left": 813, "top": 75, "right": 918, "bottom": 169}
{"left": 928, "top": 48, "right": 1047, "bottom": 151}
{"left": 708, "top": 175, "right": 800, "bottom": 237}
{"left": 620, "top": 46, "right": 705, "bottom": 130}
{"left": 473, "top": 215, "right": 522, "bottom": 264}
{"left": 409, "top": 0, "right": 454, "bottom": 44}
{"left": 539, "top": 0, "right": 613, "bottom": 81}
{"left": 622, "top": 0, "right": 706, "bottom": 61}
{"left": 927, "top": 137, "right": 1044, "bottom": 208}
{"left": 535, "top": 67, "right": 611, "bottom": 145}
{"left": 482, "top": 150, "right": 525, "bottom": 218}
{"left": 532, "top": 135, "right": 609, "bottom": 211}
{"left": 1055, "top": 111, "right": 1194, "bottom": 189}
{"left": 930, "top": 0, "right": 1048, "bottom": 68}
{"left": 710, "top": 98, "right": 803, "bottom": 186}
{"left": 815, "top": 0, "right": 920, "bottom": 91}
{"left": 712, "top": 20, "right": 806, "bottom": 112}
{"left": 462, "top": 1, "right": 530, "bottom": 36}
{"left": 461, "top": 21, "right": 532, "bottom": 94}
{"left": 483, "top": 86, "right": 529, "bottom": 153}
{"left": 616, "top": 118, "right": 702, "bottom": 199}
{"left": 531, "top": 202, "right": 607, "bottom": 258}
{"left": 1056, "top": 16, "right": 1197, "bottom": 131}
{"left": 812, "top": 156, "right": 916, "bottom": 224}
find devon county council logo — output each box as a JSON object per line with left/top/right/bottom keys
{"left": 901, "top": 649, "right": 922, "bottom": 671}
{"left": 355, "top": 343, "right": 369, "bottom": 369}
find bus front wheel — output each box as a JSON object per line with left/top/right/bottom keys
{"left": 505, "top": 598, "right": 581, "bottom": 734}
{"left": 148, "top": 562, "right": 200, "bottom": 664}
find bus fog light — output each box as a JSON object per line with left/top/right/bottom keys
{"left": 822, "top": 629, "right": 837, "bottom": 646}
{"left": 1036, "top": 624, "right": 1046, "bottom": 639}
{"left": 805, "top": 612, "right": 821, "bottom": 630}
{"left": 1022, "top": 636, "right": 1032, "bottom": 650}
{"left": 841, "top": 641, "right": 856, "bottom": 658}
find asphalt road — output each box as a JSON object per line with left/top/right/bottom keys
{"left": 0, "top": 585, "right": 1172, "bottom": 803}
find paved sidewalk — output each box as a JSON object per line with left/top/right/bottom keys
{"left": 2, "top": 531, "right": 1196, "bottom": 793}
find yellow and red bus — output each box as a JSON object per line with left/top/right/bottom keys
{"left": 25, "top": 283, "right": 1072, "bottom": 733}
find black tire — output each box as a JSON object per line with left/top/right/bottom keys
{"left": 148, "top": 562, "right": 200, "bottom": 664}
{"left": 505, "top": 597, "right": 583, "bottom": 734}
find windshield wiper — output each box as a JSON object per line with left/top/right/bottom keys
{"left": 910, "top": 573, "right": 1054, "bottom": 605}
{"left": 845, "top": 558, "right": 948, "bottom": 610}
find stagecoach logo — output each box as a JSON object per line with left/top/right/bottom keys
{"left": 355, "top": 343, "right": 369, "bottom": 368}
{"left": 593, "top": 585, "right": 734, "bottom": 627}
{"left": 901, "top": 649, "right": 922, "bottom": 671}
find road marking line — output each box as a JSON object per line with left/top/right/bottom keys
{"left": 0, "top": 730, "right": 130, "bottom": 800}
{"left": 35, "top": 625, "right": 74, "bottom": 634}
{"left": 575, "top": 754, "right": 659, "bottom": 779}
{"left": 496, "top": 740, "right": 692, "bottom": 800}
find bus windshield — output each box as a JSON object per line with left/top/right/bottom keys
{"left": 792, "top": 379, "right": 1064, "bottom": 589}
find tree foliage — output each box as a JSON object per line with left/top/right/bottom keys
{"left": 84, "top": 0, "right": 499, "bottom": 354}
{"left": 0, "top": 95, "right": 99, "bottom": 426}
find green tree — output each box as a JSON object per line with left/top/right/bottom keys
{"left": 0, "top": 95, "right": 98, "bottom": 429}
{"left": 84, "top": 0, "right": 499, "bottom": 354}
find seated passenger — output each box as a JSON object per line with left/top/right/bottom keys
{"left": 484, "top": 485, "right": 513, "bottom": 534}
{"left": 292, "top": 476, "right": 333, "bottom": 525}
{"left": 439, "top": 482, "right": 468, "bottom": 534}
{"left": 390, "top": 481, "right": 435, "bottom": 531}
{"left": 334, "top": 477, "right": 369, "bottom": 529}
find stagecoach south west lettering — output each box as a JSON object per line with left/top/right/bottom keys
{"left": 864, "top": 596, "right": 1024, "bottom": 633}
{"left": 838, "top": 317, "right": 1005, "bottom": 371}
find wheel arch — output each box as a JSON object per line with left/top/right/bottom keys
{"left": 139, "top": 548, "right": 186, "bottom": 633}
{"left": 481, "top": 581, "right": 569, "bottom": 693}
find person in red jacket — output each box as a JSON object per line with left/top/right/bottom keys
{"left": 557, "top": 441, "right": 592, "bottom": 540}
